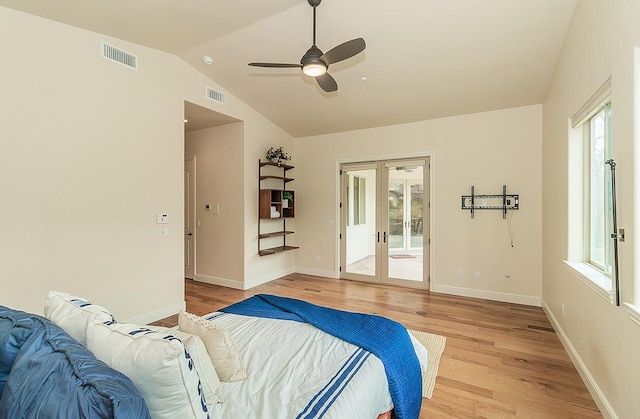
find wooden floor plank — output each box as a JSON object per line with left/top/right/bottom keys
{"left": 153, "top": 274, "right": 602, "bottom": 419}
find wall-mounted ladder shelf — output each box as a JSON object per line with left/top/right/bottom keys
{"left": 258, "top": 160, "right": 299, "bottom": 256}
{"left": 461, "top": 185, "right": 519, "bottom": 218}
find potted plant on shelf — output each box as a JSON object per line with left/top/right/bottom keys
{"left": 282, "top": 191, "right": 293, "bottom": 209}
{"left": 265, "top": 146, "right": 291, "bottom": 165}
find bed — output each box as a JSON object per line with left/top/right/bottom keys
{"left": 203, "top": 294, "right": 426, "bottom": 419}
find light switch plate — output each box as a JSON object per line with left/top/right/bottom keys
{"left": 156, "top": 213, "right": 169, "bottom": 224}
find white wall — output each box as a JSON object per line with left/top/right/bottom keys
{"left": 0, "top": 7, "right": 296, "bottom": 318}
{"left": 295, "top": 105, "right": 543, "bottom": 305}
{"left": 243, "top": 121, "right": 297, "bottom": 289}
{"left": 541, "top": 1, "right": 640, "bottom": 417}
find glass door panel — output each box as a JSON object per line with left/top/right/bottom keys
{"left": 386, "top": 164, "right": 424, "bottom": 282}
{"left": 342, "top": 166, "right": 377, "bottom": 280}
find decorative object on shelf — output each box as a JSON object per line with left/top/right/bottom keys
{"left": 282, "top": 191, "right": 293, "bottom": 209}
{"left": 265, "top": 146, "right": 291, "bottom": 165}
{"left": 461, "top": 185, "right": 519, "bottom": 219}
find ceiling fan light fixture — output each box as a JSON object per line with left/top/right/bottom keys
{"left": 302, "top": 62, "right": 327, "bottom": 77}
{"left": 247, "top": 0, "right": 365, "bottom": 92}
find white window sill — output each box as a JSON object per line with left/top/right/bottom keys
{"left": 563, "top": 260, "right": 615, "bottom": 304}
{"left": 624, "top": 303, "right": 640, "bottom": 327}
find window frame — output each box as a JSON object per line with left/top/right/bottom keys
{"left": 583, "top": 102, "right": 612, "bottom": 274}
{"left": 346, "top": 174, "right": 367, "bottom": 226}
{"left": 353, "top": 175, "right": 366, "bottom": 226}
{"left": 566, "top": 78, "right": 615, "bottom": 303}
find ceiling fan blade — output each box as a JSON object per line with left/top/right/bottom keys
{"left": 248, "top": 63, "right": 302, "bottom": 69}
{"left": 321, "top": 38, "right": 366, "bottom": 65}
{"left": 316, "top": 73, "right": 337, "bottom": 92}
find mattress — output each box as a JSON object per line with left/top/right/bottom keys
{"left": 204, "top": 311, "right": 398, "bottom": 419}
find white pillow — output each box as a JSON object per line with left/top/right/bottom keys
{"left": 86, "top": 322, "right": 210, "bottom": 419}
{"left": 44, "top": 290, "right": 115, "bottom": 345}
{"left": 148, "top": 326, "right": 223, "bottom": 405}
{"left": 178, "top": 311, "right": 247, "bottom": 382}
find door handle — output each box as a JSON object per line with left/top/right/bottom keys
{"left": 377, "top": 232, "right": 380, "bottom": 243}
{"left": 383, "top": 232, "right": 387, "bottom": 243}
{"left": 185, "top": 232, "right": 193, "bottom": 236}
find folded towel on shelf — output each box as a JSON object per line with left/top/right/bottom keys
{"left": 270, "top": 210, "right": 280, "bottom": 218}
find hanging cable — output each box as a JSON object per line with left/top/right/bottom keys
{"left": 506, "top": 209, "right": 515, "bottom": 247}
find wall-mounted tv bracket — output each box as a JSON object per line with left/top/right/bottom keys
{"left": 461, "top": 185, "right": 519, "bottom": 219}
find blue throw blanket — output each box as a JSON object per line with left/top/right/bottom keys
{"left": 221, "top": 294, "right": 422, "bottom": 419}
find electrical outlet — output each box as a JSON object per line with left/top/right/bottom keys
{"left": 457, "top": 269, "right": 463, "bottom": 277}
{"left": 316, "top": 256, "right": 320, "bottom": 263}
{"left": 474, "top": 271, "right": 480, "bottom": 279}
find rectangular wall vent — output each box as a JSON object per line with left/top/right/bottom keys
{"left": 101, "top": 42, "right": 137, "bottom": 70}
{"left": 206, "top": 86, "right": 226, "bottom": 105}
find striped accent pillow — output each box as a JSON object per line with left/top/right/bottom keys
{"left": 86, "top": 322, "right": 210, "bottom": 419}
{"left": 44, "top": 290, "right": 115, "bottom": 345}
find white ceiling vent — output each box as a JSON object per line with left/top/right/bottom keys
{"left": 206, "top": 87, "right": 226, "bottom": 105}
{"left": 101, "top": 42, "right": 137, "bottom": 70}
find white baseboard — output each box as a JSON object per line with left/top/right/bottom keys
{"left": 294, "top": 267, "right": 339, "bottom": 279}
{"left": 244, "top": 267, "right": 295, "bottom": 289}
{"left": 431, "top": 284, "right": 541, "bottom": 306}
{"left": 124, "top": 301, "right": 185, "bottom": 325}
{"left": 194, "top": 273, "right": 244, "bottom": 290}
{"left": 541, "top": 299, "right": 618, "bottom": 419}
{"left": 195, "top": 268, "right": 297, "bottom": 291}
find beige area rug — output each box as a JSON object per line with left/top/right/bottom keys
{"left": 408, "top": 329, "right": 446, "bottom": 399}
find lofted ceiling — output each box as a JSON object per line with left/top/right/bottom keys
{"left": 0, "top": 0, "right": 577, "bottom": 137}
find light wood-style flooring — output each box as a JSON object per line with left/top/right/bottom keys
{"left": 155, "top": 273, "right": 601, "bottom": 419}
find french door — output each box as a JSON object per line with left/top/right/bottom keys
{"left": 340, "top": 158, "right": 430, "bottom": 289}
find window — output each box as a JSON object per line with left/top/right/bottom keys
{"left": 586, "top": 103, "right": 612, "bottom": 274}
{"left": 566, "top": 78, "right": 614, "bottom": 301}
{"left": 353, "top": 176, "right": 366, "bottom": 225}
{"left": 346, "top": 174, "right": 366, "bottom": 226}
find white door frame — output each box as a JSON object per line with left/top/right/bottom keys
{"left": 339, "top": 156, "right": 431, "bottom": 290}
{"left": 184, "top": 156, "right": 196, "bottom": 279}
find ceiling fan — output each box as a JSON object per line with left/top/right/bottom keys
{"left": 248, "top": 0, "right": 366, "bottom": 93}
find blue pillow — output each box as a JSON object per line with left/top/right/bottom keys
{"left": 0, "top": 306, "right": 37, "bottom": 397}
{"left": 0, "top": 306, "right": 150, "bottom": 418}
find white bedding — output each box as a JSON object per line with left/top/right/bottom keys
{"left": 204, "top": 312, "right": 396, "bottom": 419}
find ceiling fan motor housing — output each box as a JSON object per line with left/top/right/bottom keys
{"left": 301, "top": 45, "right": 326, "bottom": 67}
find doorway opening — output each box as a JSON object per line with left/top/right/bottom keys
{"left": 183, "top": 101, "right": 241, "bottom": 280}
